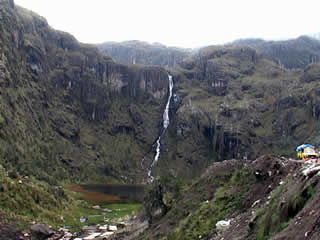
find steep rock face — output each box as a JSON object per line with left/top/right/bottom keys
{"left": 232, "top": 36, "right": 320, "bottom": 69}
{"left": 180, "top": 45, "right": 257, "bottom": 94}
{"left": 0, "top": 1, "right": 170, "bottom": 182}
{"left": 151, "top": 45, "right": 320, "bottom": 179}
{"left": 97, "top": 40, "right": 189, "bottom": 68}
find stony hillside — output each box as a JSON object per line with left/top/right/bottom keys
{"left": 97, "top": 40, "right": 189, "bottom": 68}
{"left": 232, "top": 36, "right": 320, "bottom": 69}
{"left": 124, "top": 155, "right": 320, "bottom": 240}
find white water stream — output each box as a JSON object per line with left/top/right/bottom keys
{"left": 147, "top": 74, "right": 174, "bottom": 182}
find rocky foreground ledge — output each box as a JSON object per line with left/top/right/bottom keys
{"left": 207, "top": 156, "right": 320, "bottom": 240}
{"left": 0, "top": 214, "right": 145, "bottom": 240}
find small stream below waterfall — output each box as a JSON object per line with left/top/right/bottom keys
{"left": 147, "top": 74, "right": 174, "bottom": 182}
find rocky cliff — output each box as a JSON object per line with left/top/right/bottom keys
{"left": 232, "top": 36, "right": 320, "bottom": 69}
{"left": 97, "top": 40, "right": 189, "bottom": 68}
{"left": 146, "top": 44, "right": 320, "bottom": 179}
{"left": 0, "top": 0, "right": 171, "bottom": 183}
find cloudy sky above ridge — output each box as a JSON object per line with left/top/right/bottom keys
{"left": 14, "top": 0, "right": 319, "bottom": 48}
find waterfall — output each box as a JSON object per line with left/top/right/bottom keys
{"left": 163, "top": 75, "right": 174, "bottom": 129}
{"left": 147, "top": 74, "right": 173, "bottom": 182}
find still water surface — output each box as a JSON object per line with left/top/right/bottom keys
{"left": 81, "top": 184, "right": 145, "bottom": 202}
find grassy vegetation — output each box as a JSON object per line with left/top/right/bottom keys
{"left": 62, "top": 200, "right": 141, "bottom": 231}
{"left": 102, "top": 203, "right": 141, "bottom": 219}
{"left": 62, "top": 184, "right": 142, "bottom": 231}
{"left": 164, "top": 167, "right": 255, "bottom": 240}
{"left": 253, "top": 179, "right": 317, "bottom": 239}
{"left": 0, "top": 164, "right": 71, "bottom": 229}
{"left": 0, "top": 163, "right": 141, "bottom": 232}
{"left": 255, "top": 183, "right": 289, "bottom": 240}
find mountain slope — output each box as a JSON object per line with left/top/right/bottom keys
{"left": 150, "top": 44, "right": 320, "bottom": 179}
{"left": 2, "top": 0, "right": 320, "bottom": 186}
{"left": 0, "top": 0, "right": 171, "bottom": 183}
{"left": 131, "top": 155, "right": 320, "bottom": 240}
{"left": 97, "top": 40, "right": 189, "bottom": 67}
{"left": 2, "top": 1, "right": 320, "bottom": 239}
{"left": 232, "top": 36, "right": 320, "bottom": 69}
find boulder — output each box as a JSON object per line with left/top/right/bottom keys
{"left": 98, "top": 225, "right": 108, "bottom": 230}
{"left": 216, "top": 219, "right": 231, "bottom": 232}
{"left": 102, "top": 208, "right": 113, "bottom": 213}
{"left": 101, "top": 231, "right": 114, "bottom": 237}
{"left": 302, "top": 164, "right": 320, "bottom": 177}
{"left": 0, "top": 224, "right": 24, "bottom": 240}
{"left": 30, "top": 224, "right": 54, "bottom": 240}
{"left": 108, "top": 225, "right": 117, "bottom": 231}
{"left": 83, "top": 233, "right": 101, "bottom": 240}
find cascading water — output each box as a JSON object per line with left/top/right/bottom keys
{"left": 147, "top": 74, "right": 173, "bottom": 182}
{"left": 163, "top": 75, "right": 174, "bottom": 129}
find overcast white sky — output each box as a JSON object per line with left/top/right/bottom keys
{"left": 14, "top": 0, "right": 319, "bottom": 48}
